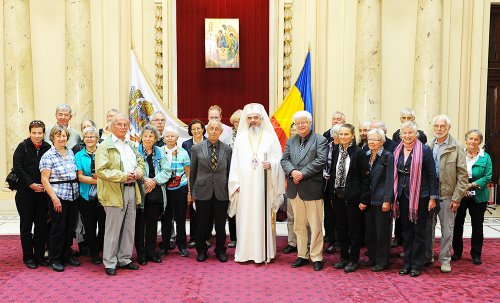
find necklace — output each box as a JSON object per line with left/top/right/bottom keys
{"left": 86, "top": 146, "right": 97, "bottom": 154}
{"left": 248, "top": 129, "right": 264, "bottom": 169}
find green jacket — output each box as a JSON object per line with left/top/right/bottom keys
{"left": 95, "top": 135, "right": 145, "bottom": 208}
{"left": 469, "top": 149, "right": 493, "bottom": 203}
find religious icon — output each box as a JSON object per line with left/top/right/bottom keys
{"left": 205, "top": 18, "right": 239, "bottom": 68}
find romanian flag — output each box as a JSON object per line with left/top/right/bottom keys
{"left": 271, "top": 52, "right": 313, "bottom": 149}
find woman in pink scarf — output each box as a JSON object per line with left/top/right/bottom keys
{"left": 388, "top": 121, "right": 439, "bottom": 277}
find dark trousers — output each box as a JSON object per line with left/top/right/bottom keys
{"left": 15, "top": 189, "right": 49, "bottom": 262}
{"left": 334, "top": 198, "right": 363, "bottom": 262}
{"left": 196, "top": 194, "right": 229, "bottom": 255}
{"left": 78, "top": 197, "right": 105, "bottom": 256}
{"left": 189, "top": 204, "right": 198, "bottom": 242}
{"left": 365, "top": 205, "right": 391, "bottom": 266}
{"left": 453, "top": 197, "right": 487, "bottom": 259}
{"left": 144, "top": 191, "right": 164, "bottom": 256}
{"left": 228, "top": 215, "right": 237, "bottom": 241}
{"left": 400, "top": 196, "right": 429, "bottom": 270}
{"left": 163, "top": 185, "right": 188, "bottom": 249}
{"left": 323, "top": 196, "right": 336, "bottom": 243}
{"left": 48, "top": 199, "right": 78, "bottom": 263}
{"left": 135, "top": 207, "right": 146, "bottom": 258}
{"left": 394, "top": 217, "right": 402, "bottom": 241}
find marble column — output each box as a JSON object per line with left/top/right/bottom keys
{"left": 353, "top": 0, "right": 381, "bottom": 124}
{"left": 65, "top": 0, "right": 93, "bottom": 122}
{"left": 412, "top": 0, "right": 442, "bottom": 134}
{"left": 3, "top": 0, "right": 35, "bottom": 173}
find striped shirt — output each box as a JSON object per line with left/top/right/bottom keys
{"left": 168, "top": 147, "right": 190, "bottom": 190}
{"left": 39, "top": 147, "right": 79, "bottom": 201}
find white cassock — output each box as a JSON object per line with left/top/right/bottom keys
{"left": 228, "top": 129, "right": 285, "bottom": 263}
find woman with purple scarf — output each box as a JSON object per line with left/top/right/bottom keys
{"left": 386, "top": 121, "right": 439, "bottom": 277}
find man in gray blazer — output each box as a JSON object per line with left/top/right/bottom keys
{"left": 281, "top": 111, "right": 328, "bottom": 271}
{"left": 190, "top": 120, "right": 232, "bottom": 262}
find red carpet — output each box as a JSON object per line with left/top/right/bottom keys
{"left": 0, "top": 235, "right": 498, "bottom": 302}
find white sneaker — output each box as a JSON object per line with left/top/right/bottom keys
{"left": 440, "top": 263, "right": 452, "bottom": 273}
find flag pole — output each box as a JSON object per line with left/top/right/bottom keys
{"left": 264, "top": 153, "right": 268, "bottom": 266}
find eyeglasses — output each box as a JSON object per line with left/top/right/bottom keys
{"left": 367, "top": 138, "right": 382, "bottom": 142}
{"left": 114, "top": 123, "right": 129, "bottom": 128}
{"left": 84, "top": 135, "right": 97, "bottom": 139}
{"left": 152, "top": 118, "right": 165, "bottom": 122}
{"left": 295, "top": 121, "right": 310, "bottom": 126}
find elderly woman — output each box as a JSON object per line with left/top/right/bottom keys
{"left": 328, "top": 124, "right": 369, "bottom": 273}
{"left": 135, "top": 124, "right": 171, "bottom": 265}
{"left": 74, "top": 126, "right": 105, "bottom": 265}
{"left": 13, "top": 120, "right": 52, "bottom": 269}
{"left": 362, "top": 128, "right": 394, "bottom": 271}
{"left": 229, "top": 109, "right": 242, "bottom": 148}
{"left": 452, "top": 129, "right": 492, "bottom": 265}
{"left": 40, "top": 125, "right": 80, "bottom": 272}
{"left": 387, "top": 121, "right": 438, "bottom": 277}
{"left": 182, "top": 119, "right": 206, "bottom": 249}
{"left": 160, "top": 126, "right": 191, "bottom": 257}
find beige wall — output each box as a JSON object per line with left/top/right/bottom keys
{"left": 0, "top": 0, "right": 493, "bottom": 181}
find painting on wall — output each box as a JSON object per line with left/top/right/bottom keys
{"left": 205, "top": 18, "right": 239, "bottom": 68}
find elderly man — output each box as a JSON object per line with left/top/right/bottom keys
{"left": 44, "top": 104, "right": 81, "bottom": 149}
{"left": 99, "top": 108, "right": 120, "bottom": 139}
{"left": 427, "top": 114, "right": 468, "bottom": 273}
{"left": 281, "top": 111, "right": 328, "bottom": 271}
{"left": 228, "top": 103, "right": 285, "bottom": 263}
{"left": 323, "top": 111, "right": 346, "bottom": 141}
{"left": 392, "top": 108, "right": 428, "bottom": 144}
{"left": 150, "top": 111, "right": 167, "bottom": 147}
{"left": 190, "top": 119, "right": 232, "bottom": 262}
{"left": 95, "top": 113, "right": 145, "bottom": 276}
{"left": 206, "top": 105, "right": 233, "bottom": 144}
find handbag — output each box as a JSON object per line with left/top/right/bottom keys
{"left": 5, "top": 169, "right": 19, "bottom": 191}
{"left": 88, "top": 184, "right": 98, "bottom": 200}
{"left": 167, "top": 172, "right": 185, "bottom": 189}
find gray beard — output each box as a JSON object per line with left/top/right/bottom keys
{"left": 249, "top": 125, "right": 262, "bottom": 136}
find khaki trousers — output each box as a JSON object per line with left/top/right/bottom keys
{"left": 289, "top": 195, "right": 324, "bottom": 262}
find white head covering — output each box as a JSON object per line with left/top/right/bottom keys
{"left": 237, "top": 103, "right": 279, "bottom": 142}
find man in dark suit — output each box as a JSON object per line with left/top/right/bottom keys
{"left": 392, "top": 108, "right": 428, "bottom": 144}
{"left": 322, "top": 111, "right": 346, "bottom": 141}
{"left": 190, "top": 119, "right": 232, "bottom": 262}
{"left": 281, "top": 111, "right": 328, "bottom": 271}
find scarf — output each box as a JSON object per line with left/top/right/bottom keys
{"left": 392, "top": 140, "right": 423, "bottom": 223}
{"left": 164, "top": 145, "right": 178, "bottom": 163}
{"left": 335, "top": 142, "right": 352, "bottom": 188}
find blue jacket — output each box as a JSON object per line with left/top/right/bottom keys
{"left": 75, "top": 149, "right": 95, "bottom": 201}
{"left": 364, "top": 149, "right": 394, "bottom": 206}
{"left": 138, "top": 144, "right": 171, "bottom": 208}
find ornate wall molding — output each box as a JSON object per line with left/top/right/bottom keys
{"left": 283, "top": 3, "right": 293, "bottom": 97}
{"left": 154, "top": 2, "right": 164, "bottom": 99}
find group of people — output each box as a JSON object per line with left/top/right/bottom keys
{"left": 13, "top": 103, "right": 492, "bottom": 278}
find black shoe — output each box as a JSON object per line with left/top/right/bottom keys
{"left": 119, "top": 262, "right": 139, "bottom": 270}
{"left": 147, "top": 255, "right": 162, "bottom": 263}
{"left": 283, "top": 245, "right": 297, "bottom": 254}
{"left": 49, "top": 261, "right": 64, "bottom": 272}
{"left": 361, "top": 259, "right": 375, "bottom": 267}
{"left": 391, "top": 238, "right": 402, "bottom": 248}
{"left": 197, "top": 253, "right": 207, "bottom": 262}
{"left": 410, "top": 269, "right": 421, "bottom": 277}
{"left": 472, "top": 257, "right": 482, "bottom": 265}
{"left": 325, "top": 245, "right": 336, "bottom": 254}
{"left": 216, "top": 253, "right": 228, "bottom": 262}
{"left": 333, "top": 259, "right": 349, "bottom": 269}
{"left": 228, "top": 241, "right": 237, "bottom": 248}
{"left": 179, "top": 248, "right": 190, "bottom": 257}
{"left": 188, "top": 241, "right": 196, "bottom": 249}
{"left": 25, "top": 259, "right": 38, "bottom": 269}
{"left": 291, "top": 257, "right": 309, "bottom": 268}
{"left": 105, "top": 268, "right": 116, "bottom": 276}
{"left": 371, "top": 264, "right": 389, "bottom": 272}
{"left": 344, "top": 262, "right": 358, "bottom": 273}
{"left": 137, "top": 256, "right": 147, "bottom": 266}
{"left": 64, "top": 257, "right": 81, "bottom": 267}
{"left": 91, "top": 255, "right": 103, "bottom": 265}
{"left": 399, "top": 266, "right": 411, "bottom": 276}
{"left": 313, "top": 261, "right": 324, "bottom": 271}
{"left": 159, "top": 249, "right": 168, "bottom": 258}
{"left": 451, "top": 254, "right": 461, "bottom": 261}
{"left": 37, "top": 259, "right": 49, "bottom": 267}
{"left": 169, "top": 240, "right": 176, "bottom": 250}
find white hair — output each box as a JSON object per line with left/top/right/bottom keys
{"left": 163, "top": 126, "right": 179, "bottom": 137}
{"left": 370, "top": 120, "right": 387, "bottom": 133}
{"left": 359, "top": 120, "right": 371, "bottom": 129}
{"left": 292, "top": 111, "right": 312, "bottom": 123}
{"left": 330, "top": 124, "right": 342, "bottom": 138}
{"left": 400, "top": 108, "right": 415, "bottom": 118}
{"left": 55, "top": 104, "right": 72, "bottom": 114}
{"left": 367, "top": 128, "right": 386, "bottom": 142}
{"left": 400, "top": 121, "right": 420, "bottom": 138}
{"left": 432, "top": 114, "right": 451, "bottom": 128}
